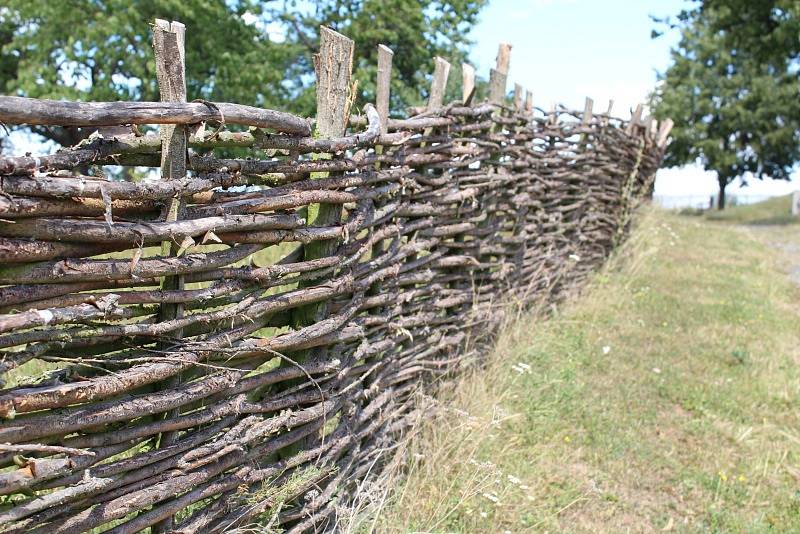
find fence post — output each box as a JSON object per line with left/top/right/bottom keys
{"left": 582, "top": 97, "right": 594, "bottom": 125}
{"left": 376, "top": 44, "right": 393, "bottom": 134}
{"left": 371, "top": 44, "right": 393, "bottom": 296}
{"left": 627, "top": 103, "right": 643, "bottom": 134}
{"left": 462, "top": 62, "right": 476, "bottom": 104}
{"left": 292, "top": 26, "right": 354, "bottom": 327}
{"left": 525, "top": 90, "right": 533, "bottom": 115}
{"left": 513, "top": 83, "right": 523, "bottom": 111}
{"left": 604, "top": 99, "right": 614, "bottom": 125}
{"left": 428, "top": 56, "right": 451, "bottom": 110}
{"left": 657, "top": 118, "right": 674, "bottom": 148}
{"left": 489, "top": 43, "right": 512, "bottom": 104}
{"left": 151, "top": 18, "right": 187, "bottom": 534}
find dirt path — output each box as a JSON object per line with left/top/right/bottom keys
{"left": 743, "top": 225, "right": 800, "bottom": 286}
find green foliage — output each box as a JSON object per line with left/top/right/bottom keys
{"left": 0, "top": 0, "right": 488, "bottom": 146}
{"left": 0, "top": 1, "right": 295, "bottom": 145}
{"left": 651, "top": 1, "right": 800, "bottom": 209}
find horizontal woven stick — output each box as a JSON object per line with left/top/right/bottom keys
{"left": 0, "top": 96, "right": 311, "bottom": 135}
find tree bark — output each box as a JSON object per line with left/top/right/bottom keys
{"left": 717, "top": 176, "right": 728, "bottom": 210}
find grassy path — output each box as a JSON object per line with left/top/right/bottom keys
{"left": 364, "top": 208, "right": 800, "bottom": 533}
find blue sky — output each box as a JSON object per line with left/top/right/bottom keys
{"left": 469, "top": 0, "right": 799, "bottom": 201}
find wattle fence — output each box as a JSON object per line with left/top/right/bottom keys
{"left": 0, "top": 20, "right": 670, "bottom": 534}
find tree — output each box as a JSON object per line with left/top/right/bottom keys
{"left": 0, "top": 0, "right": 297, "bottom": 148}
{"left": 270, "top": 0, "right": 487, "bottom": 116}
{"left": 651, "top": 2, "right": 800, "bottom": 209}
{"left": 0, "top": 0, "right": 487, "bottom": 149}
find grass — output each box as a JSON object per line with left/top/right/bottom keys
{"left": 363, "top": 207, "right": 800, "bottom": 533}
{"left": 706, "top": 194, "right": 797, "bottom": 225}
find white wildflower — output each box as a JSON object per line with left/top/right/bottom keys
{"left": 482, "top": 492, "right": 500, "bottom": 504}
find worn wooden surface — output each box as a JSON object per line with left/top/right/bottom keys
{"left": 462, "top": 63, "right": 476, "bottom": 104}
{"left": 489, "top": 43, "right": 512, "bottom": 104}
{"left": 427, "top": 57, "right": 451, "bottom": 110}
{"left": 0, "top": 97, "right": 310, "bottom": 135}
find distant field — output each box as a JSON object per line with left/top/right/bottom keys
{"left": 705, "top": 194, "right": 797, "bottom": 225}
{"left": 363, "top": 207, "right": 800, "bottom": 533}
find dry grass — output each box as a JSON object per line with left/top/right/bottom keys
{"left": 357, "top": 207, "right": 800, "bottom": 533}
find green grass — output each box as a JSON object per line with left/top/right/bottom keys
{"left": 706, "top": 194, "right": 797, "bottom": 225}
{"left": 362, "top": 207, "right": 800, "bottom": 533}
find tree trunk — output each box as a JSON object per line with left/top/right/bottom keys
{"left": 717, "top": 178, "right": 727, "bottom": 210}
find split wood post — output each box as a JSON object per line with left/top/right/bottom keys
{"left": 376, "top": 45, "right": 393, "bottom": 135}
{"left": 483, "top": 43, "right": 512, "bottom": 283}
{"left": 462, "top": 62, "right": 476, "bottom": 104}
{"left": 525, "top": 90, "right": 533, "bottom": 115}
{"left": 582, "top": 97, "right": 594, "bottom": 126}
{"left": 422, "top": 57, "right": 450, "bottom": 146}
{"left": 627, "top": 103, "right": 643, "bottom": 135}
{"left": 279, "top": 26, "right": 353, "bottom": 460}
{"left": 513, "top": 83, "right": 523, "bottom": 111}
{"left": 371, "top": 44, "right": 393, "bottom": 297}
{"left": 657, "top": 118, "right": 674, "bottom": 148}
{"left": 292, "top": 26, "right": 354, "bottom": 330}
{"left": 581, "top": 97, "right": 594, "bottom": 146}
{"left": 489, "top": 43, "right": 512, "bottom": 104}
{"left": 151, "top": 18, "right": 187, "bottom": 534}
{"left": 604, "top": 99, "right": 615, "bottom": 126}
{"left": 427, "top": 56, "right": 451, "bottom": 110}
{"left": 373, "top": 45, "right": 393, "bottom": 169}
{"left": 650, "top": 118, "right": 659, "bottom": 141}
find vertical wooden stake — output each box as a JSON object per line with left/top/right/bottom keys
{"left": 582, "top": 97, "right": 594, "bottom": 126}
{"left": 513, "top": 83, "right": 523, "bottom": 111}
{"left": 462, "top": 62, "right": 475, "bottom": 104}
{"left": 376, "top": 44, "right": 393, "bottom": 135}
{"left": 627, "top": 103, "right": 643, "bottom": 134}
{"left": 657, "top": 118, "right": 674, "bottom": 148}
{"left": 489, "top": 43, "right": 512, "bottom": 104}
{"left": 152, "top": 18, "right": 186, "bottom": 534}
{"left": 153, "top": 19, "right": 186, "bottom": 386}
{"left": 525, "top": 90, "right": 533, "bottom": 115}
{"left": 603, "top": 99, "right": 615, "bottom": 125}
{"left": 371, "top": 44, "right": 393, "bottom": 296}
{"left": 427, "top": 56, "right": 451, "bottom": 110}
{"left": 293, "top": 26, "right": 354, "bottom": 328}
